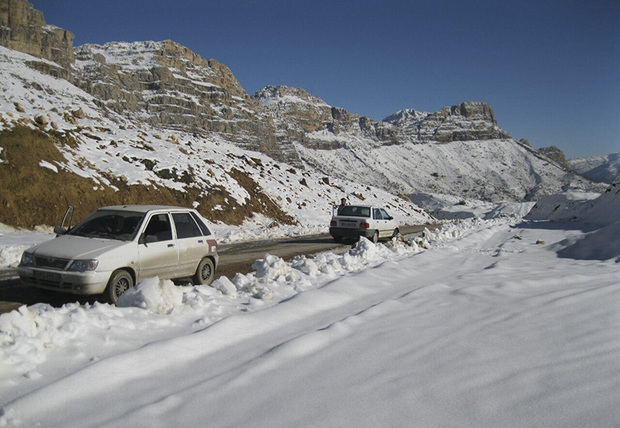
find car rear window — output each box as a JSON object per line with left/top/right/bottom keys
{"left": 338, "top": 206, "right": 371, "bottom": 217}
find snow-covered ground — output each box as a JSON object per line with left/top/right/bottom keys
{"left": 0, "top": 186, "right": 619, "bottom": 427}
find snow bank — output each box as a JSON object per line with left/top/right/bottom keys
{"left": 0, "top": 227, "right": 54, "bottom": 269}
{"left": 0, "top": 231, "right": 437, "bottom": 393}
{"left": 525, "top": 187, "right": 611, "bottom": 225}
{"left": 1, "top": 214, "right": 619, "bottom": 427}
{"left": 408, "top": 192, "right": 536, "bottom": 221}
{"left": 116, "top": 277, "right": 184, "bottom": 314}
{"left": 557, "top": 220, "right": 620, "bottom": 261}
{"left": 526, "top": 184, "right": 620, "bottom": 261}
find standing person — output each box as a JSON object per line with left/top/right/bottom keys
{"left": 337, "top": 197, "right": 347, "bottom": 214}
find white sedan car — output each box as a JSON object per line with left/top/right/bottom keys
{"left": 18, "top": 205, "right": 218, "bottom": 304}
{"left": 329, "top": 205, "right": 400, "bottom": 243}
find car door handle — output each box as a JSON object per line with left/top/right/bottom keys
{"left": 198, "top": 239, "right": 204, "bottom": 243}
{"left": 167, "top": 243, "right": 175, "bottom": 248}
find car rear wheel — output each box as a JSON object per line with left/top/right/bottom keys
{"left": 193, "top": 257, "right": 215, "bottom": 285}
{"left": 105, "top": 269, "right": 134, "bottom": 304}
{"left": 371, "top": 231, "right": 379, "bottom": 243}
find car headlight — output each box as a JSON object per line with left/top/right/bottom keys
{"left": 69, "top": 259, "right": 99, "bottom": 272}
{"left": 20, "top": 251, "right": 34, "bottom": 266}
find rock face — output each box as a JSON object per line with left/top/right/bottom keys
{"left": 538, "top": 146, "right": 569, "bottom": 169}
{"left": 0, "top": 0, "right": 513, "bottom": 167}
{"left": 255, "top": 85, "right": 403, "bottom": 151}
{"left": 0, "top": 0, "right": 74, "bottom": 68}
{"left": 384, "top": 102, "right": 511, "bottom": 142}
{"left": 72, "top": 41, "right": 285, "bottom": 161}
{"left": 0, "top": 0, "right": 604, "bottom": 203}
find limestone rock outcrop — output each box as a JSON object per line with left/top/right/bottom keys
{"left": 538, "top": 146, "right": 569, "bottom": 169}
{"left": 384, "top": 102, "right": 511, "bottom": 142}
{"left": 0, "top": 0, "right": 74, "bottom": 68}
{"left": 72, "top": 41, "right": 286, "bottom": 162}
{"left": 255, "top": 85, "right": 403, "bottom": 151}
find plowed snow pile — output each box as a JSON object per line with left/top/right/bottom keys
{"left": 0, "top": 186, "right": 619, "bottom": 427}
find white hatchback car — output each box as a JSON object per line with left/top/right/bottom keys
{"left": 329, "top": 205, "right": 399, "bottom": 243}
{"left": 18, "top": 205, "right": 218, "bottom": 304}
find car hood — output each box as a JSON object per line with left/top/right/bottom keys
{"left": 29, "top": 235, "right": 129, "bottom": 260}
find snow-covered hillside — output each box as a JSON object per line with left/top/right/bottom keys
{"left": 0, "top": 45, "right": 432, "bottom": 230}
{"left": 1, "top": 187, "right": 619, "bottom": 427}
{"left": 569, "top": 151, "right": 620, "bottom": 184}
{"left": 0, "top": 0, "right": 607, "bottom": 230}
{"left": 0, "top": 34, "right": 604, "bottom": 233}
{"left": 259, "top": 88, "right": 601, "bottom": 201}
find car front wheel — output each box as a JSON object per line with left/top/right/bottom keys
{"left": 392, "top": 228, "right": 400, "bottom": 238}
{"left": 105, "top": 269, "right": 134, "bottom": 304}
{"left": 193, "top": 257, "right": 215, "bottom": 285}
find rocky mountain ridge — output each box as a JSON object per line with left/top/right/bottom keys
{"left": 0, "top": 0, "right": 73, "bottom": 69}
{"left": 71, "top": 40, "right": 285, "bottom": 161}
{"left": 384, "top": 103, "right": 511, "bottom": 142}
{"left": 569, "top": 152, "right": 620, "bottom": 184}
{"left": 0, "top": 0, "right": 605, "bottom": 229}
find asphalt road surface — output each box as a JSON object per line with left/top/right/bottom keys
{"left": 0, "top": 224, "right": 436, "bottom": 314}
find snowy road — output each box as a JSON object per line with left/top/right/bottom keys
{"left": 1, "top": 217, "right": 619, "bottom": 427}
{"left": 0, "top": 225, "right": 432, "bottom": 314}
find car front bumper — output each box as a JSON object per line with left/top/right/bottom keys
{"left": 17, "top": 266, "right": 110, "bottom": 295}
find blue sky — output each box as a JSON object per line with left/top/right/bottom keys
{"left": 34, "top": 0, "right": 618, "bottom": 158}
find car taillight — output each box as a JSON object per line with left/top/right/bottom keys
{"left": 330, "top": 220, "right": 337, "bottom": 227}
{"left": 360, "top": 222, "right": 370, "bottom": 229}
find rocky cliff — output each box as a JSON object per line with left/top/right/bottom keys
{"left": 0, "top": 0, "right": 74, "bottom": 69}
{"left": 255, "top": 85, "right": 401, "bottom": 151}
{"left": 72, "top": 41, "right": 287, "bottom": 162}
{"left": 538, "top": 146, "right": 569, "bottom": 169}
{"left": 384, "top": 102, "right": 511, "bottom": 142}
{"left": 0, "top": 0, "right": 604, "bottom": 213}
{"left": 0, "top": 0, "right": 520, "bottom": 168}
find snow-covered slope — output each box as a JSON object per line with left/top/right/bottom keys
{"left": 258, "top": 87, "right": 600, "bottom": 201}
{"left": 0, "top": 45, "right": 432, "bottom": 230}
{"left": 1, "top": 201, "right": 619, "bottom": 427}
{"left": 0, "top": 2, "right": 605, "bottom": 230}
{"left": 569, "top": 152, "right": 620, "bottom": 184}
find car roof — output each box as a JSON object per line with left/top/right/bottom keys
{"left": 98, "top": 205, "right": 192, "bottom": 213}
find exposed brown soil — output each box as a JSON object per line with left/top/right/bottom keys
{"left": 0, "top": 125, "right": 296, "bottom": 228}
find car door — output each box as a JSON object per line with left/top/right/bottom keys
{"left": 372, "top": 208, "right": 387, "bottom": 237}
{"left": 137, "top": 213, "right": 179, "bottom": 280}
{"left": 380, "top": 208, "right": 396, "bottom": 236}
{"left": 172, "top": 211, "right": 210, "bottom": 276}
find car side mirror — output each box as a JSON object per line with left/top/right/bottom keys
{"left": 53, "top": 226, "right": 67, "bottom": 235}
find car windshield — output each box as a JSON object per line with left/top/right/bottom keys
{"left": 67, "top": 210, "right": 145, "bottom": 241}
{"left": 337, "top": 206, "right": 371, "bottom": 217}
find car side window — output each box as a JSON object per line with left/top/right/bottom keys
{"left": 190, "top": 212, "right": 212, "bottom": 236}
{"left": 144, "top": 214, "right": 172, "bottom": 242}
{"left": 373, "top": 208, "right": 383, "bottom": 220}
{"left": 172, "top": 212, "right": 202, "bottom": 239}
{"left": 380, "top": 209, "right": 390, "bottom": 219}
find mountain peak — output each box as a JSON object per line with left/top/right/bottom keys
{"left": 254, "top": 85, "right": 330, "bottom": 108}
{"left": 383, "top": 101, "right": 510, "bottom": 142}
